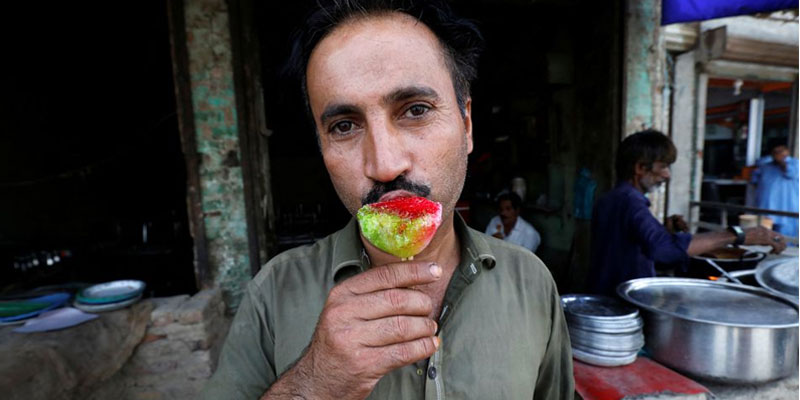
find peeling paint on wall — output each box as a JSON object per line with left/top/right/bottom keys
{"left": 624, "top": 0, "right": 667, "bottom": 135}
{"left": 184, "top": 0, "right": 250, "bottom": 311}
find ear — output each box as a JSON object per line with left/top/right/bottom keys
{"left": 634, "top": 161, "right": 648, "bottom": 176}
{"left": 463, "top": 97, "right": 474, "bottom": 154}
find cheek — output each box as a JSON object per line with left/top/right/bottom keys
{"left": 322, "top": 148, "right": 365, "bottom": 210}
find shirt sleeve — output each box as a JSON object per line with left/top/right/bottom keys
{"left": 628, "top": 201, "right": 691, "bottom": 265}
{"left": 751, "top": 167, "right": 762, "bottom": 185}
{"left": 533, "top": 277, "right": 575, "bottom": 400}
{"left": 529, "top": 228, "right": 541, "bottom": 253}
{"left": 202, "top": 281, "right": 276, "bottom": 400}
{"left": 784, "top": 159, "right": 799, "bottom": 180}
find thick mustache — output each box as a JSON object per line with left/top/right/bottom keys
{"left": 361, "top": 177, "right": 431, "bottom": 206}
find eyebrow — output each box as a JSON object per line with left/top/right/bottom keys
{"left": 382, "top": 85, "right": 441, "bottom": 105}
{"left": 319, "top": 104, "right": 360, "bottom": 127}
{"left": 318, "top": 85, "right": 441, "bottom": 127}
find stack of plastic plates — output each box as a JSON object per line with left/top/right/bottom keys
{"left": 0, "top": 293, "right": 71, "bottom": 325}
{"left": 74, "top": 280, "right": 146, "bottom": 313}
{"left": 561, "top": 294, "right": 644, "bottom": 367}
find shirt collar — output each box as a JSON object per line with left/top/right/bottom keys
{"left": 330, "top": 218, "right": 366, "bottom": 283}
{"left": 330, "top": 212, "right": 497, "bottom": 284}
{"left": 458, "top": 212, "right": 497, "bottom": 272}
{"left": 617, "top": 181, "right": 650, "bottom": 207}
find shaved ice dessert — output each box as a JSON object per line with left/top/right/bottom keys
{"left": 356, "top": 196, "right": 442, "bottom": 260}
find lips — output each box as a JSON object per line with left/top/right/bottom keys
{"left": 378, "top": 190, "right": 417, "bottom": 203}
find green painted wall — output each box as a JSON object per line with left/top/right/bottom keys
{"left": 184, "top": 0, "right": 250, "bottom": 311}
{"left": 624, "top": 0, "right": 666, "bottom": 135}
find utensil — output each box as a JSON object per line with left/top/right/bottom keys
{"left": 73, "top": 293, "right": 142, "bottom": 313}
{"left": 687, "top": 250, "right": 767, "bottom": 279}
{"left": 571, "top": 346, "right": 638, "bottom": 367}
{"left": 0, "top": 293, "right": 71, "bottom": 323}
{"left": 76, "top": 280, "right": 146, "bottom": 305}
{"left": 755, "top": 258, "right": 799, "bottom": 304}
{"left": 705, "top": 259, "right": 742, "bottom": 285}
{"left": 618, "top": 278, "right": 798, "bottom": 384}
{"left": 568, "top": 326, "right": 644, "bottom": 352}
{"left": 562, "top": 294, "right": 645, "bottom": 367}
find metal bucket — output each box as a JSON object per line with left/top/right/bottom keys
{"left": 618, "top": 278, "right": 799, "bottom": 384}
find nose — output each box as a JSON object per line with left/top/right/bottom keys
{"left": 363, "top": 120, "right": 411, "bottom": 183}
{"left": 662, "top": 167, "right": 671, "bottom": 180}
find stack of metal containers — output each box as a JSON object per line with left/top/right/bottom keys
{"left": 561, "top": 294, "right": 644, "bottom": 367}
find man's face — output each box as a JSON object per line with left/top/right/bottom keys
{"left": 637, "top": 161, "right": 671, "bottom": 193}
{"left": 498, "top": 199, "right": 519, "bottom": 226}
{"left": 306, "top": 13, "right": 473, "bottom": 217}
{"left": 772, "top": 146, "right": 789, "bottom": 164}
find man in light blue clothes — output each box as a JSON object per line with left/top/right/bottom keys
{"left": 751, "top": 144, "right": 799, "bottom": 239}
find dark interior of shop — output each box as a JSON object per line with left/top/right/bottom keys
{"left": 1, "top": 3, "right": 196, "bottom": 297}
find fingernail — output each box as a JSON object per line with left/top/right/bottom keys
{"left": 433, "top": 336, "right": 440, "bottom": 349}
{"left": 429, "top": 263, "right": 442, "bottom": 277}
{"left": 433, "top": 321, "right": 438, "bottom": 333}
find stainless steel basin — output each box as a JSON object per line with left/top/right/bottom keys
{"left": 618, "top": 278, "right": 799, "bottom": 384}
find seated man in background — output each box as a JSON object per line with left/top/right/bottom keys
{"left": 751, "top": 143, "right": 799, "bottom": 239}
{"left": 588, "top": 130, "right": 786, "bottom": 297}
{"left": 485, "top": 192, "right": 541, "bottom": 253}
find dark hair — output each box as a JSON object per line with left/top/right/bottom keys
{"left": 497, "top": 192, "right": 522, "bottom": 210}
{"left": 284, "top": 0, "right": 483, "bottom": 129}
{"left": 616, "top": 129, "right": 677, "bottom": 181}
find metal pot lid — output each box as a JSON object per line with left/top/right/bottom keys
{"left": 618, "top": 278, "right": 798, "bottom": 328}
{"left": 755, "top": 258, "right": 799, "bottom": 301}
{"left": 561, "top": 294, "right": 639, "bottom": 320}
{"left": 566, "top": 313, "right": 643, "bottom": 334}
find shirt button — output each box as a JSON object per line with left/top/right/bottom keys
{"left": 427, "top": 366, "right": 437, "bottom": 380}
{"left": 416, "top": 368, "right": 424, "bottom": 376}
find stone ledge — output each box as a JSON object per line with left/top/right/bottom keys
{"left": 87, "top": 288, "right": 231, "bottom": 400}
{"left": 0, "top": 301, "right": 154, "bottom": 400}
{"left": 150, "top": 295, "right": 190, "bottom": 327}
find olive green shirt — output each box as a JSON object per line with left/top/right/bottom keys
{"left": 203, "top": 216, "right": 574, "bottom": 399}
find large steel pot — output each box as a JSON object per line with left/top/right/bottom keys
{"left": 618, "top": 278, "right": 798, "bottom": 384}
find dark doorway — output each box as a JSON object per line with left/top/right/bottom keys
{"left": 1, "top": 3, "right": 196, "bottom": 297}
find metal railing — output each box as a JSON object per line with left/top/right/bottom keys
{"left": 688, "top": 201, "right": 799, "bottom": 243}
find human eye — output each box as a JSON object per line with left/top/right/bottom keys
{"left": 403, "top": 103, "right": 431, "bottom": 118}
{"left": 328, "top": 120, "right": 357, "bottom": 137}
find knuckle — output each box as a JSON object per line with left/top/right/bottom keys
{"left": 392, "top": 315, "right": 408, "bottom": 337}
{"left": 329, "top": 284, "right": 345, "bottom": 299}
{"left": 384, "top": 289, "right": 406, "bottom": 309}
{"left": 419, "top": 293, "right": 434, "bottom": 312}
{"left": 390, "top": 344, "right": 413, "bottom": 364}
{"left": 375, "top": 267, "right": 397, "bottom": 287}
{"left": 419, "top": 337, "right": 435, "bottom": 355}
